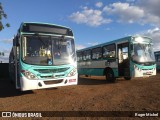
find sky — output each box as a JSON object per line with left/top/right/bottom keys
{"left": 0, "top": 0, "right": 160, "bottom": 63}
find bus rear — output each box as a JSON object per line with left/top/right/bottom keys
{"left": 9, "top": 22, "right": 77, "bottom": 91}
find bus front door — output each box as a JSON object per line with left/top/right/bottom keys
{"left": 14, "top": 46, "right": 21, "bottom": 89}
{"left": 117, "top": 42, "right": 130, "bottom": 78}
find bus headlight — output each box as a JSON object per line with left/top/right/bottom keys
{"left": 21, "top": 70, "right": 38, "bottom": 80}
{"left": 67, "top": 68, "right": 77, "bottom": 77}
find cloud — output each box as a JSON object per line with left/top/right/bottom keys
{"left": 135, "top": 27, "right": 160, "bottom": 51}
{"left": 87, "top": 42, "right": 99, "bottom": 46}
{"left": 69, "top": 7, "right": 112, "bottom": 27}
{"left": 0, "top": 38, "right": 13, "bottom": 63}
{"left": 0, "top": 38, "right": 13, "bottom": 44}
{"left": 69, "top": 0, "right": 160, "bottom": 27}
{"left": 103, "top": 2, "right": 144, "bottom": 23}
{"left": 75, "top": 44, "right": 86, "bottom": 50}
{"left": 144, "top": 28, "right": 160, "bottom": 51}
{"left": 95, "top": 2, "right": 103, "bottom": 8}
{"left": 103, "top": 1, "right": 160, "bottom": 26}
{"left": 138, "top": 0, "right": 160, "bottom": 17}
{"left": 0, "top": 48, "right": 11, "bottom": 63}
{"left": 137, "top": 0, "right": 160, "bottom": 26}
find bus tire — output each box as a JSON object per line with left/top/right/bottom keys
{"left": 85, "top": 75, "right": 89, "bottom": 77}
{"left": 105, "top": 69, "right": 116, "bottom": 83}
{"left": 124, "top": 77, "right": 131, "bottom": 80}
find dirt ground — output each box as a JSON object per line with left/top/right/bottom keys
{"left": 0, "top": 73, "right": 160, "bottom": 119}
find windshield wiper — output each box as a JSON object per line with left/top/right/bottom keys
{"left": 33, "top": 33, "right": 48, "bottom": 47}
{"left": 57, "top": 35, "right": 65, "bottom": 50}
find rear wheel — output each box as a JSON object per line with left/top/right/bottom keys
{"left": 105, "top": 69, "right": 116, "bottom": 83}
{"left": 85, "top": 75, "right": 89, "bottom": 77}
{"left": 124, "top": 76, "right": 131, "bottom": 80}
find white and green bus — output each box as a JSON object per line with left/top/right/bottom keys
{"left": 77, "top": 36, "right": 156, "bottom": 82}
{"left": 154, "top": 51, "right": 160, "bottom": 71}
{"left": 9, "top": 22, "right": 77, "bottom": 91}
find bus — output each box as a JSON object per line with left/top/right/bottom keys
{"left": 77, "top": 36, "right": 156, "bottom": 82}
{"left": 9, "top": 22, "right": 77, "bottom": 91}
{"left": 154, "top": 51, "right": 160, "bottom": 71}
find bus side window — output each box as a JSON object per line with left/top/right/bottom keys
{"left": 83, "top": 50, "right": 91, "bottom": 61}
{"left": 92, "top": 47, "right": 102, "bottom": 60}
{"left": 103, "top": 44, "right": 116, "bottom": 58}
{"left": 77, "top": 52, "right": 83, "bottom": 61}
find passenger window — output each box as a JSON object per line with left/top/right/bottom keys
{"left": 103, "top": 44, "right": 115, "bottom": 58}
{"left": 83, "top": 50, "right": 91, "bottom": 61}
{"left": 92, "top": 47, "right": 102, "bottom": 60}
{"left": 77, "top": 52, "right": 83, "bottom": 61}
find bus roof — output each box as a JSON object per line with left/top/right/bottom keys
{"left": 21, "top": 22, "right": 71, "bottom": 29}
{"left": 19, "top": 22, "right": 73, "bottom": 36}
{"left": 154, "top": 51, "right": 160, "bottom": 54}
{"left": 76, "top": 35, "right": 152, "bottom": 52}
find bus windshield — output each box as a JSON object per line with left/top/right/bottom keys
{"left": 22, "top": 35, "right": 76, "bottom": 65}
{"left": 132, "top": 43, "right": 155, "bottom": 63}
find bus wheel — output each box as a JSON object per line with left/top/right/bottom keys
{"left": 105, "top": 69, "right": 116, "bottom": 83}
{"left": 124, "top": 77, "right": 131, "bottom": 80}
{"left": 85, "top": 75, "right": 89, "bottom": 77}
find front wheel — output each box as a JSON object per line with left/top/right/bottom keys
{"left": 105, "top": 69, "right": 116, "bottom": 83}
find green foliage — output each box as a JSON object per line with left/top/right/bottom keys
{"left": 0, "top": 2, "right": 10, "bottom": 31}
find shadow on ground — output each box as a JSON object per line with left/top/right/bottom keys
{"left": 78, "top": 76, "right": 119, "bottom": 85}
{"left": 0, "top": 78, "right": 33, "bottom": 98}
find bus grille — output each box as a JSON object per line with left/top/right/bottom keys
{"left": 44, "top": 79, "right": 63, "bottom": 85}
{"left": 34, "top": 67, "right": 70, "bottom": 73}
{"left": 40, "top": 74, "right": 65, "bottom": 79}
{"left": 142, "top": 68, "right": 153, "bottom": 70}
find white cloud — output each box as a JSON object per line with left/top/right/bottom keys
{"left": 145, "top": 28, "right": 160, "bottom": 51}
{"left": 137, "top": 0, "right": 160, "bottom": 27}
{"left": 0, "top": 48, "right": 11, "bottom": 63}
{"left": 138, "top": 0, "right": 160, "bottom": 17}
{"left": 102, "top": 1, "right": 160, "bottom": 27}
{"left": 0, "top": 38, "right": 12, "bottom": 63}
{"left": 87, "top": 42, "right": 99, "bottom": 46}
{"left": 69, "top": 7, "right": 112, "bottom": 27}
{"left": 69, "top": 1, "right": 160, "bottom": 27}
{"left": 0, "top": 38, "right": 13, "bottom": 44}
{"left": 69, "top": 0, "right": 160, "bottom": 32}
{"left": 103, "top": 2, "right": 144, "bottom": 23}
{"left": 95, "top": 2, "right": 103, "bottom": 8}
{"left": 76, "top": 44, "right": 86, "bottom": 50}
{"left": 135, "top": 27, "right": 160, "bottom": 51}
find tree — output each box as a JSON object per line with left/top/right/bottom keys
{"left": 0, "top": 2, "right": 10, "bottom": 31}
